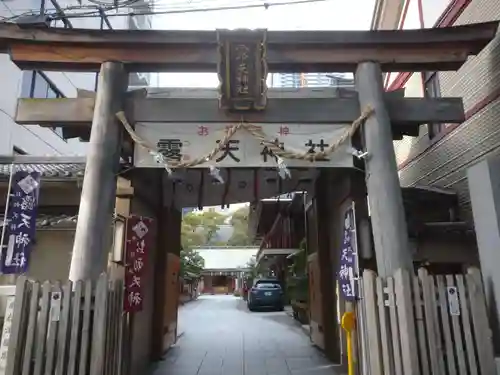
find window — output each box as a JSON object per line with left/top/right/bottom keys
{"left": 255, "top": 282, "right": 281, "bottom": 289}
{"left": 423, "top": 72, "right": 443, "bottom": 139}
{"left": 20, "top": 71, "right": 66, "bottom": 141}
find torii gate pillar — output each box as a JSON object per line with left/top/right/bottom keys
{"left": 355, "top": 62, "right": 413, "bottom": 276}
{"left": 69, "top": 62, "right": 127, "bottom": 281}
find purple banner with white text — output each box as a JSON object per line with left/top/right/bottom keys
{"left": 338, "top": 207, "right": 357, "bottom": 301}
{"left": 1, "top": 170, "right": 40, "bottom": 274}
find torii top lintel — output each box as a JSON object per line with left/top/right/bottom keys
{"left": 0, "top": 21, "right": 497, "bottom": 73}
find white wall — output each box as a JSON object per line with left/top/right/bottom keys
{"left": 0, "top": 0, "right": 152, "bottom": 156}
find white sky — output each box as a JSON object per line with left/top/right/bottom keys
{"left": 152, "top": 0, "right": 376, "bottom": 87}
{"left": 154, "top": 0, "right": 376, "bottom": 212}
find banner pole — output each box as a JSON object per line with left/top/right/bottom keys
{"left": 0, "top": 164, "right": 15, "bottom": 273}
{"left": 352, "top": 201, "right": 368, "bottom": 375}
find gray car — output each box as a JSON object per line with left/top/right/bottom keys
{"left": 247, "top": 279, "right": 284, "bottom": 311}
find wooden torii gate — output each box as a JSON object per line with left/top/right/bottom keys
{"left": 2, "top": 20, "right": 496, "bottom": 278}
{"left": 0, "top": 20, "right": 497, "bottom": 363}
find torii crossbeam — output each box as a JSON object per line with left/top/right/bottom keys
{"left": 0, "top": 21, "right": 496, "bottom": 72}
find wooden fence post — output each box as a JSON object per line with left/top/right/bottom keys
{"left": 55, "top": 281, "right": 73, "bottom": 375}
{"left": 5, "top": 276, "right": 28, "bottom": 375}
{"left": 386, "top": 277, "right": 403, "bottom": 375}
{"left": 375, "top": 277, "right": 393, "bottom": 375}
{"left": 90, "top": 273, "right": 109, "bottom": 375}
{"left": 394, "top": 269, "right": 419, "bottom": 375}
{"left": 67, "top": 281, "right": 83, "bottom": 375}
{"left": 79, "top": 280, "right": 93, "bottom": 375}
{"left": 362, "top": 269, "right": 383, "bottom": 375}
{"left": 456, "top": 275, "right": 478, "bottom": 375}
{"left": 417, "top": 268, "right": 444, "bottom": 375}
{"left": 21, "top": 281, "right": 40, "bottom": 375}
{"left": 445, "top": 275, "right": 467, "bottom": 375}
{"left": 412, "top": 274, "right": 429, "bottom": 375}
{"left": 467, "top": 267, "right": 496, "bottom": 375}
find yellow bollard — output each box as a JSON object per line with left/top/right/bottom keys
{"left": 341, "top": 311, "right": 356, "bottom": 375}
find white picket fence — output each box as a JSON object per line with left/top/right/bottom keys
{"left": 360, "top": 267, "right": 496, "bottom": 375}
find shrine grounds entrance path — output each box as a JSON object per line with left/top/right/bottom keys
{"left": 151, "top": 295, "right": 344, "bottom": 375}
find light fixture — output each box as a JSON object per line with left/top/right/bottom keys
{"left": 111, "top": 214, "right": 127, "bottom": 264}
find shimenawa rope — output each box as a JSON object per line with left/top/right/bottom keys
{"left": 115, "top": 105, "right": 374, "bottom": 170}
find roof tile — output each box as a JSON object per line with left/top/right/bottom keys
{"left": 0, "top": 164, "right": 85, "bottom": 179}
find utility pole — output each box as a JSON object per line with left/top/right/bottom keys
{"left": 355, "top": 62, "right": 413, "bottom": 277}
{"left": 69, "top": 62, "right": 127, "bottom": 281}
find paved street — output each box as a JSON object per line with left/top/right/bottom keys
{"left": 152, "top": 295, "right": 344, "bottom": 375}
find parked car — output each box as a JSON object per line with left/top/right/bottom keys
{"left": 247, "top": 279, "right": 284, "bottom": 311}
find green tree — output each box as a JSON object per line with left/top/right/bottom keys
{"left": 245, "top": 255, "right": 259, "bottom": 279}
{"left": 180, "top": 209, "right": 226, "bottom": 277}
{"left": 180, "top": 247, "right": 205, "bottom": 276}
{"left": 200, "top": 208, "right": 227, "bottom": 243}
{"left": 180, "top": 207, "right": 257, "bottom": 277}
{"left": 181, "top": 209, "right": 226, "bottom": 249}
{"left": 227, "top": 206, "right": 255, "bottom": 246}
{"left": 229, "top": 206, "right": 249, "bottom": 226}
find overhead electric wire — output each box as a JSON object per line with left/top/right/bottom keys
{"left": 3, "top": 0, "right": 331, "bottom": 22}
{"left": 2, "top": 0, "right": 313, "bottom": 15}
{"left": 87, "top": 0, "right": 141, "bottom": 6}
{"left": 67, "top": 0, "right": 330, "bottom": 19}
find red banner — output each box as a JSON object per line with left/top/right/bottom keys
{"left": 123, "top": 215, "right": 153, "bottom": 313}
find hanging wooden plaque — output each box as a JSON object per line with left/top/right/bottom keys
{"left": 217, "top": 29, "right": 268, "bottom": 111}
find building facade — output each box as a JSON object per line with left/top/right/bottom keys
{"left": 194, "top": 247, "right": 257, "bottom": 294}
{"left": 0, "top": 0, "right": 152, "bottom": 156}
{"left": 373, "top": 0, "right": 500, "bottom": 222}
{"left": 269, "top": 73, "right": 354, "bottom": 88}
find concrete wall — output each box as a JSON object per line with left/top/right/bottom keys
{"left": 27, "top": 230, "right": 75, "bottom": 281}
{"left": 383, "top": 0, "right": 500, "bottom": 223}
{"left": 414, "top": 235, "right": 478, "bottom": 266}
{"left": 0, "top": 0, "right": 152, "bottom": 156}
{"left": 468, "top": 157, "right": 500, "bottom": 353}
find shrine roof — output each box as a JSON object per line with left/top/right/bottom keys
{"left": 0, "top": 156, "right": 86, "bottom": 181}
{"left": 195, "top": 247, "right": 258, "bottom": 270}
{"left": 0, "top": 163, "right": 85, "bottom": 180}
